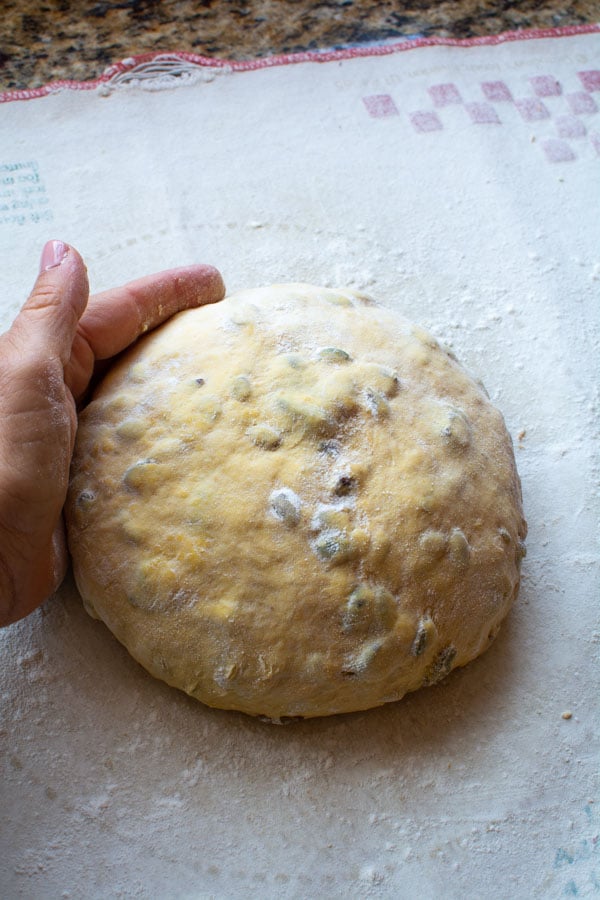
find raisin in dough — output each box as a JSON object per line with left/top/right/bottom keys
{"left": 66, "top": 284, "right": 527, "bottom": 720}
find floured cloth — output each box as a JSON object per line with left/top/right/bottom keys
{"left": 0, "top": 27, "right": 598, "bottom": 899}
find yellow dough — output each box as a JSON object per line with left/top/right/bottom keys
{"left": 65, "top": 284, "right": 527, "bottom": 720}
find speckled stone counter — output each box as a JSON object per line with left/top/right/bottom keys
{"left": 1, "top": 0, "right": 598, "bottom": 91}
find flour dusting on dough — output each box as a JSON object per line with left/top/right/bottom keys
{"left": 65, "top": 284, "right": 526, "bottom": 719}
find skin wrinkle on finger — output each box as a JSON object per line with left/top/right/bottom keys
{"left": 13, "top": 253, "right": 89, "bottom": 366}
{"left": 0, "top": 325, "right": 82, "bottom": 427}
{"left": 0, "top": 419, "right": 72, "bottom": 467}
{"left": 0, "top": 421, "right": 72, "bottom": 511}
{"left": 22, "top": 280, "right": 82, "bottom": 319}
{"left": 9, "top": 313, "right": 85, "bottom": 374}
{"left": 0, "top": 355, "right": 72, "bottom": 420}
{"left": 0, "top": 387, "right": 72, "bottom": 440}
{"left": 0, "top": 356, "right": 74, "bottom": 521}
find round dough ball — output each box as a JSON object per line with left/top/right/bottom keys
{"left": 65, "top": 284, "right": 526, "bottom": 720}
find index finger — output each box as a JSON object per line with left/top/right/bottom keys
{"left": 77, "top": 264, "right": 225, "bottom": 361}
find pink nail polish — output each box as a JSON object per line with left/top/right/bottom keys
{"left": 39, "top": 240, "right": 68, "bottom": 273}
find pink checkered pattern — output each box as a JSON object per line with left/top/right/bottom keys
{"left": 542, "top": 139, "right": 576, "bottom": 162}
{"left": 515, "top": 98, "right": 551, "bottom": 122}
{"left": 530, "top": 75, "right": 562, "bottom": 97}
{"left": 428, "top": 83, "right": 462, "bottom": 106}
{"left": 362, "top": 94, "right": 399, "bottom": 118}
{"left": 578, "top": 70, "right": 600, "bottom": 92}
{"left": 362, "top": 67, "right": 599, "bottom": 163}
{"left": 466, "top": 102, "right": 501, "bottom": 125}
{"left": 410, "top": 110, "right": 443, "bottom": 133}
{"left": 556, "top": 115, "right": 587, "bottom": 139}
{"left": 481, "top": 81, "right": 513, "bottom": 102}
{"left": 567, "top": 92, "right": 598, "bottom": 114}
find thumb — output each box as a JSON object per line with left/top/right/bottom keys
{"left": 8, "top": 240, "right": 89, "bottom": 365}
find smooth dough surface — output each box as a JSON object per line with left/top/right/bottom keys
{"left": 66, "top": 284, "right": 526, "bottom": 720}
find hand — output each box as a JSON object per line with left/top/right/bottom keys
{"left": 0, "top": 240, "right": 225, "bottom": 626}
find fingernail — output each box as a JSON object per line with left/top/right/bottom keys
{"left": 39, "top": 240, "right": 68, "bottom": 273}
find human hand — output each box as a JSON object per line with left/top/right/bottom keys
{"left": 0, "top": 240, "right": 225, "bottom": 627}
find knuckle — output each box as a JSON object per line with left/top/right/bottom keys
{"left": 25, "top": 282, "right": 63, "bottom": 312}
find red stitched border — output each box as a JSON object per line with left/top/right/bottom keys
{"left": 1, "top": 23, "right": 599, "bottom": 104}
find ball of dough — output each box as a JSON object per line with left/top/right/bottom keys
{"left": 66, "top": 284, "right": 526, "bottom": 720}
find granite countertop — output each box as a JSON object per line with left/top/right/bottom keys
{"left": 1, "top": 0, "right": 597, "bottom": 92}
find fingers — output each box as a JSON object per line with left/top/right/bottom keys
{"left": 0, "top": 241, "right": 86, "bottom": 626}
{"left": 7, "top": 241, "right": 89, "bottom": 366}
{"left": 76, "top": 264, "right": 225, "bottom": 362}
